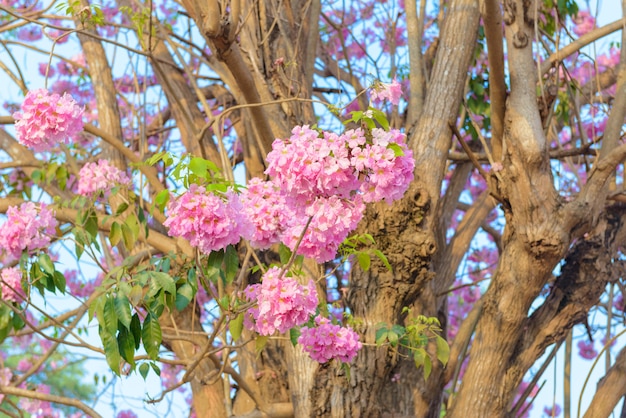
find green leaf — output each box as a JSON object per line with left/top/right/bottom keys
{"left": 84, "top": 209, "right": 99, "bottom": 240}
{"left": 100, "top": 327, "right": 121, "bottom": 375}
{"left": 189, "top": 157, "right": 208, "bottom": 178}
{"left": 375, "top": 326, "right": 388, "bottom": 346}
{"left": 0, "top": 304, "right": 11, "bottom": 332}
{"left": 224, "top": 245, "right": 239, "bottom": 284}
{"left": 255, "top": 335, "right": 269, "bottom": 354}
{"left": 289, "top": 327, "right": 300, "bottom": 347}
{"left": 38, "top": 253, "right": 55, "bottom": 276}
{"left": 124, "top": 213, "right": 140, "bottom": 241}
{"left": 278, "top": 243, "right": 292, "bottom": 265}
{"left": 423, "top": 353, "right": 432, "bottom": 380}
{"left": 357, "top": 252, "right": 371, "bottom": 271}
{"left": 53, "top": 271, "right": 66, "bottom": 294}
{"left": 117, "top": 326, "right": 136, "bottom": 368}
{"left": 103, "top": 296, "right": 118, "bottom": 336}
{"left": 115, "top": 202, "right": 129, "bottom": 215}
{"left": 230, "top": 313, "right": 244, "bottom": 342}
{"left": 155, "top": 189, "right": 170, "bottom": 211}
{"left": 121, "top": 223, "right": 135, "bottom": 250}
{"left": 387, "top": 143, "right": 405, "bottom": 157}
{"left": 150, "top": 362, "right": 161, "bottom": 377}
{"left": 139, "top": 362, "right": 150, "bottom": 380}
{"left": 149, "top": 272, "right": 176, "bottom": 295}
{"left": 436, "top": 335, "right": 450, "bottom": 367}
{"left": 142, "top": 314, "right": 162, "bottom": 360}
{"left": 372, "top": 109, "right": 389, "bottom": 130}
{"left": 115, "top": 295, "right": 132, "bottom": 329}
{"left": 175, "top": 283, "right": 194, "bottom": 311}
{"left": 110, "top": 222, "right": 122, "bottom": 246}
{"left": 130, "top": 313, "right": 142, "bottom": 349}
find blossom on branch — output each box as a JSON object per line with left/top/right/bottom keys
{"left": 77, "top": 159, "right": 130, "bottom": 197}
{"left": 239, "top": 178, "right": 292, "bottom": 249}
{"left": 163, "top": 184, "right": 250, "bottom": 254}
{"left": 13, "top": 89, "right": 84, "bottom": 152}
{"left": 244, "top": 267, "right": 318, "bottom": 335}
{"left": 370, "top": 78, "right": 403, "bottom": 106}
{"left": 298, "top": 316, "right": 362, "bottom": 363}
{"left": 1, "top": 267, "right": 23, "bottom": 303}
{"left": 0, "top": 202, "right": 57, "bottom": 262}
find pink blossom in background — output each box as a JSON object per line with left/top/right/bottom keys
{"left": 282, "top": 195, "right": 365, "bottom": 263}
{"left": 577, "top": 339, "right": 598, "bottom": 360}
{"left": 12, "top": 89, "right": 84, "bottom": 152}
{"left": 116, "top": 410, "right": 139, "bottom": 418}
{"left": 543, "top": 404, "right": 562, "bottom": 417}
{"left": 572, "top": 11, "right": 596, "bottom": 37}
{"left": 298, "top": 316, "right": 362, "bottom": 363}
{"left": 0, "top": 202, "right": 57, "bottom": 262}
{"left": 244, "top": 267, "right": 318, "bottom": 335}
{"left": 77, "top": 159, "right": 130, "bottom": 197}
{"left": 38, "top": 62, "right": 55, "bottom": 78}
{"left": 240, "top": 178, "right": 293, "bottom": 249}
{"left": 1, "top": 267, "right": 23, "bottom": 303}
{"left": 16, "top": 26, "right": 42, "bottom": 42}
{"left": 370, "top": 78, "right": 403, "bottom": 106}
{"left": 164, "top": 185, "right": 250, "bottom": 254}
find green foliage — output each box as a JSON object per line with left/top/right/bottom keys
{"left": 340, "top": 233, "right": 392, "bottom": 272}
{"left": 375, "top": 311, "right": 450, "bottom": 380}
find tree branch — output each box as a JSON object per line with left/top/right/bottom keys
{"left": 540, "top": 18, "right": 626, "bottom": 75}
{"left": 0, "top": 386, "right": 102, "bottom": 418}
{"left": 583, "top": 347, "right": 626, "bottom": 418}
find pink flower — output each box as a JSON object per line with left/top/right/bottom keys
{"left": 244, "top": 267, "right": 318, "bottom": 335}
{"left": 116, "top": 411, "right": 138, "bottom": 418}
{"left": 240, "top": 178, "right": 293, "bottom": 249}
{"left": 356, "top": 129, "right": 414, "bottom": 203}
{"left": 77, "top": 159, "right": 130, "bottom": 197}
{"left": 163, "top": 184, "right": 250, "bottom": 253}
{"left": 298, "top": 316, "right": 362, "bottom": 363}
{"left": 0, "top": 202, "right": 57, "bottom": 262}
{"left": 265, "top": 125, "right": 359, "bottom": 199}
{"left": 282, "top": 196, "right": 365, "bottom": 263}
{"left": 577, "top": 340, "right": 597, "bottom": 360}
{"left": 370, "top": 78, "right": 403, "bottom": 106}
{"left": 1, "top": 267, "right": 23, "bottom": 303}
{"left": 573, "top": 11, "right": 596, "bottom": 37}
{"left": 13, "top": 89, "right": 84, "bottom": 151}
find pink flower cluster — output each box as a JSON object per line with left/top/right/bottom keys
{"left": 239, "top": 179, "right": 293, "bottom": 249}
{"left": 265, "top": 125, "right": 359, "bottom": 199}
{"left": 0, "top": 202, "right": 57, "bottom": 262}
{"left": 298, "top": 316, "right": 362, "bottom": 363}
{"left": 164, "top": 184, "right": 250, "bottom": 254}
{"left": 244, "top": 267, "right": 318, "bottom": 335}
{"left": 282, "top": 196, "right": 365, "bottom": 262}
{"left": 573, "top": 11, "right": 596, "bottom": 37}
{"left": 77, "top": 159, "right": 130, "bottom": 197}
{"left": 13, "top": 89, "right": 84, "bottom": 151}
{"left": 370, "top": 79, "right": 403, "bottom": 106}
{"left": 254, "top": 124, "right": 413, "bottom": 262}
{"left": 1, "top": 267, "right": 23, "bottom": 303}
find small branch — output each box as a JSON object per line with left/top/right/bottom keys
{"left": 541, "top": 18, "right": 626, "bottom": 75}
{"left": 448, "top": 121, "right": 489, "bottom": 179}
{"left": 0, "top": 386, "right": 102, "bottom": 418}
